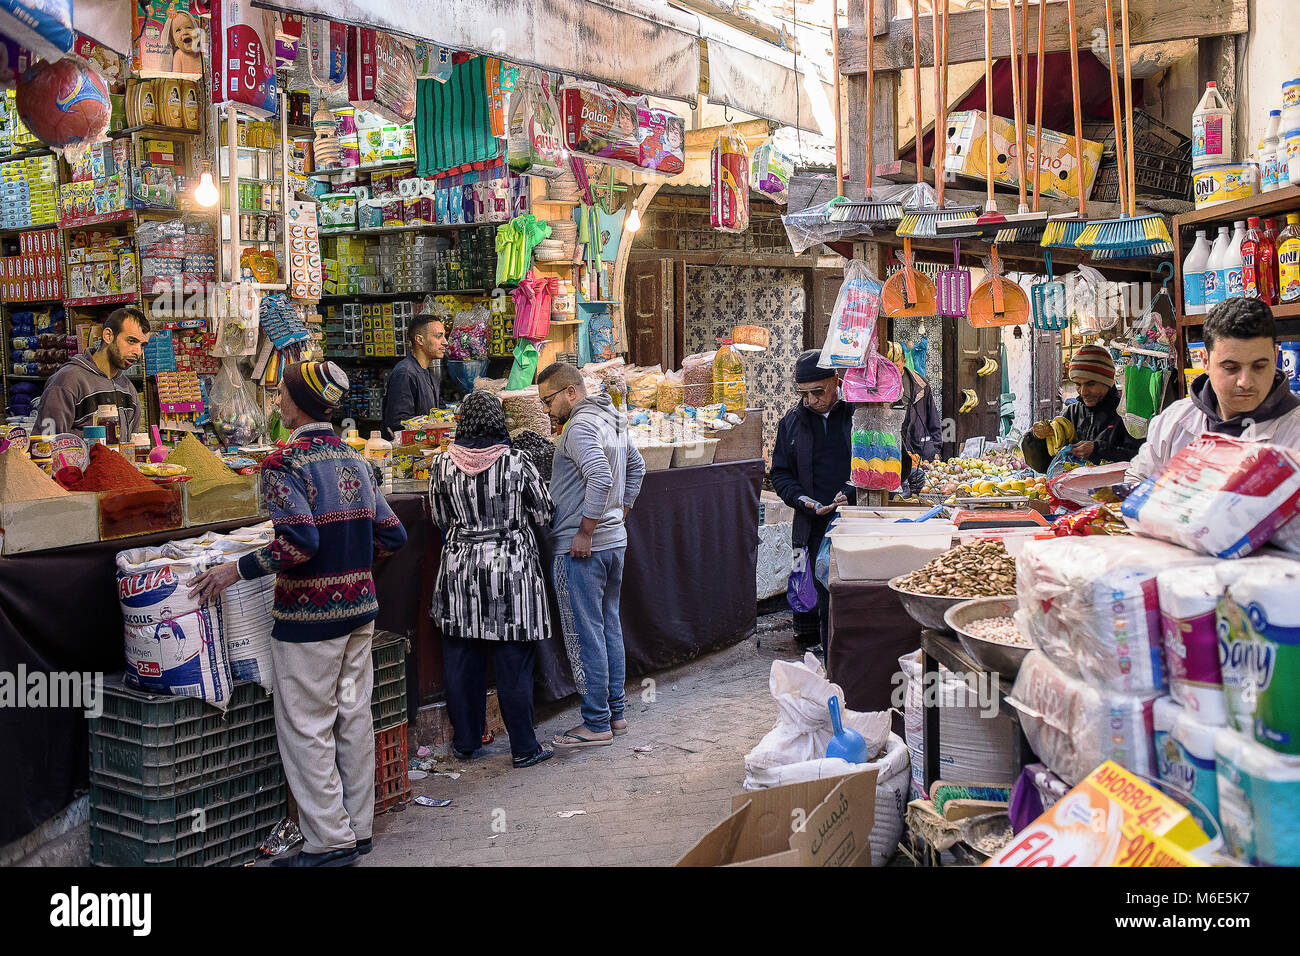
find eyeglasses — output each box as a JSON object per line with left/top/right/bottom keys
{"left": 539, "top": 386, "right": 570, "bottom": 409}
{"left": 796, "top": 386, "right": 830, "bottom": 398}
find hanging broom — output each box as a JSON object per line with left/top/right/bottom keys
{"left": 1073, "top": 0, "right": 1173, "bottom": 258}
{"left": 1040, "top": 0, "right": 1091, "bottom": 249}
{"left": 995, "top": 0, "right": 1048, "bottom": 244}
{"left": 829, "top": 0, "right": 903, "bottom": 226}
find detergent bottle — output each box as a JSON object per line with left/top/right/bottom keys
{"left": 1182, "top": 229, "right": 1212, "bottom": 316}
{"left": 1277, "top": 213, "right": 1300, "bottom": 303}
{"left": 1224, "top": 221, "right": 1247, "bottom": 300}
{"left": 1193, "top": 81, "right": 1233, "bottom": 169}
{"left": 1203, "top": 225, "right": 1230, "bottom": 309}
{"left": 365, "top": 430, "right": 394, "bottom": 494}
{"left": 1262, "top": 110, "right": 1283, "bottom": 191}
{"left": 1242, "top": 217, "right": 1278, "bottom": 304}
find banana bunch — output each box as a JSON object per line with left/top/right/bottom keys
{"left": 976, "top": 356, "right": 999, "bottom": 377}
{"left": 958, "top": 388, "right": 978, "bottom": 414}
{"left": 1045, "top": 416, "right": 1075, "bottom": 456}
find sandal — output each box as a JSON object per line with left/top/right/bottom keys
{"left": 552, "top": 726, "right": 613, "bottom": 748}
{"left": 611, "top": 720, "right": 628, "bottom": 737}
{"left": 513, "top": 746, "right": 555, "bottom": 768}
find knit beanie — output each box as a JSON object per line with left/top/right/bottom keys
{"left": 795, "top": 349, "right": 834, "bottom": 384}
{"left": 1068, "top": 344, "right": 1115, "bottom": 387}
{"left": 284, "top": 360, "right": 349, "bottom": 421}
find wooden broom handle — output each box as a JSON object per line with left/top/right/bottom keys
{"left": 867, "top": 0, "right": 875, "bottom": 197}
{"left": 932, "top": 0, "right": 944, "bottom": 203}
{"left": 984, "top": 0, "right": 994, "bottom": 205}
{"left": 1121, "top": 0, "right": 1136, "bottom": 216}
{"left": 913, "top": 0, "right": 924, "bottom": 186}
{"left": 1065, "top": 0, "right": 1087, "bottom": 217}
{"left": 1007, "top": 0, "right": 1026, "bottom": 211}
{"left": 832, "top": 7, "right": 844, "bottom": 196}
{"left": 1103, "top": 0, "right": 1128, "bottom": 214}
{"left": 940, "top": 0, "right": 950, "bottom": 204}
{"left": 1033, "top": 0, "right": 1045, "bottom": 212}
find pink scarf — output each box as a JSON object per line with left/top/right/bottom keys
{"left": 449, "top": 442, "right": 509, "bottom": 476}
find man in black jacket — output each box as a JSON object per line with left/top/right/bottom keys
{"left": 1022, "top": 344, "right": 1142, "bottom": 469}
{"left": 770, "top": 350, "right": 857, "bottom": 652}
{"left": 382, "top": 315, "right": 446, "bottom": 438}
{"left": 901, "top": 364, "right": 943, "bottom": 462}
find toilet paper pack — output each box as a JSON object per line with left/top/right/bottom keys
{"left": 1153, "top": 696, "right": 1221, "bottom": 837}
{"left": 1214, "top": 728, "right": 1300, "bottom": 867}
{"left": 1157, "top": 564, "right": 1231, "bottom": 725}
{"left": 1218, "top": 555, "right": 1300, "bottom": 755}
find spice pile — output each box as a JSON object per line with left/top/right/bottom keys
{"left": 962, "top": 615, "right": 1032, "bottom": 647}
{"left": 0, "top": 445, "right": 69, "bottom": 500}
{"left": 895, "top": 539, "right": 1016, "bottom": 597}
{"left": 166, "top": 434, "right": 240, "bottom": 486}
{"left": 60, "top": 444, "right": 156, "bottom": 492}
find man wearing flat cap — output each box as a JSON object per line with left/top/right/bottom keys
{"left": 770, "top": 350, "right": 858, "bottom": 653}
{"left": 190, "top": 360, "right": 408, "bottom": 868}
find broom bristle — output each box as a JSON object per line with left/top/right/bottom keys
{"left": 1041, "top": 219, "right": 1088, "bottom": 249}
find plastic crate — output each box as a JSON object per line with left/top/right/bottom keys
{"left": 90, "top": 792, "right": 286, "bottom": 867}
{"left": 1082, "top": 111, "right": 1192, "bottom": 203}
{"left": 371, "top": 631, "right": 408, "bottom": 732}
{"left": 90, "top": 764, "right": 285, "bottom": 843}
{"left": 91, "top": 675, "right": 271, "bottom": 749}
{"left": 375, "top": 720, "right": 410, "bottom": 813}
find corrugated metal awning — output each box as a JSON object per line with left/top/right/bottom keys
{"left": 251, "top": 0, "right": 830, "bottom": 133}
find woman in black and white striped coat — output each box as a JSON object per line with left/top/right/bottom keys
{"left": 429, "top": 390, "right": 555, "bottom": 768}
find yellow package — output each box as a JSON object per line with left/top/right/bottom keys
{"left": 985, "top": 762, "right": 1210, "bottom": 867}
{"left": 946, "top": 110, "right": 1103, "bottom": 202}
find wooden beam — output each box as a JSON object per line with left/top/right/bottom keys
{"left": 629, "top": 249, "right": 825, "bottom": 269}
{"left": 841, "top": 0, "right": 1247, "bottom": 74}
{"left": 612, "top": 181, "right": 663, "bottom": 355}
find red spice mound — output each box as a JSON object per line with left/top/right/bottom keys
{"left": 64, "top": 443, "right": 157, "bottom": 492}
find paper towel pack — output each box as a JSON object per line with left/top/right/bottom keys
{"left": 1215, "top": 728, "right": 1300, "bottom": 867}
{"left": 1016, "top": 537, "right": 1215, "bottom": 694}
{"left": 1009, "top": 650, "right": 1160, "bottom": 787}
{"left": 1156, "top": 564, "right": 1232, "bottom": 725}
{"left": 1154, "top": 696, "right": 1221, "bottom": 837}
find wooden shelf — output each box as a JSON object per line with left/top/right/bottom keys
{"left": 65, "top": 292, "right": 138, "bottom": 307}
{"left": 310, "top": 160, "right": 418, "bottom": 180}
{"left": 320, "top": 223, "right": 491, "bottom": 237}
{"left": 60, "top": 209, "right": 133, "bottom": 229}
{"left": 1177, "top": 302, "right": 1300, "bottom": 327}
{"left": 319, "top": 290, "right": 486, "bottom": 301}
{"left": 1173, "top": 185, "right": 1300, "bottom": 230}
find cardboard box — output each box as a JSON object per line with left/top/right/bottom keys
{"left": 676, "top": 769, "right": 877, "bottom": 867}
{"left": 945, "top": 110, "right": 1103, "bottom": 203}
{"left": 985, "top": 761, "right": 1209, "bottom": 867}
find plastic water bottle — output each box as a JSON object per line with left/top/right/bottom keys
{"left": 1182, "top": 229, "right": 1212, "bottom": 316}
{"left": 1193, "top": 81, "right": 1233, "bottom": 169}
{"left": 365, "top": 430, "right": 393, "bottom": 494}
{"left": 1225, "top": 221, "right": 1247, "bottom": 300}
{"left": 1204, "top": 225, "right": 1230, "bottom": 308}
{"left": 1262, "top": 110, "right": 1283, "bottom": 192}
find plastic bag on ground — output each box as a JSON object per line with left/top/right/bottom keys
{"left": 743, "top": 653, "right": 892, "bottom": 786}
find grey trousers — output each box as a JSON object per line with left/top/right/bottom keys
{"left": 270, "top": 622, "right": 376, "bottom": 854}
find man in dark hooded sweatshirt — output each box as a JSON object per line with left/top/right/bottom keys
{"left": 1024, "top": 343, "right": 1142, "bottom": 468}
{"left": 1127, "top": 298, "right": 1300, "bottom": 482}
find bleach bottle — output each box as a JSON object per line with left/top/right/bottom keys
{"left": 1204, "top": 225, "right": 1230, "bottom": 309}
{"left": 1193, "top": 81, "right": 1233, "bottom": 169}
{"left": 1225, "top": 221, "right": 1247, "bottom": 300}
{"left": 1183, "top": 229, "right": 1212, "bottom": 316}
{"left": 1262, "top": 109, "right": 1283, "bottom": 192}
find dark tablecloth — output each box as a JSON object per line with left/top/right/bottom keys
{"left": 826, "top": 552, "right": 922, "bottom": 733}
{"left": 0, "top": 458, "right": 762, "bottom": 846}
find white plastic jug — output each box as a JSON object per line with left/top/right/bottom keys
{"left": 1204, "top": 225, "right": 1230, "bottom": 309}
{"left": 1182, "top": 230, "right": 1212, "bottom": 316}
{"left": 1225, "top": 221, "right": 1247, "bottom": 300}
{"left": 1262, "top": 109, "right": 1283, "bottom": 192}
{"left": 365, "top": 430, "right": 393, "bottom": 494}
{"left": 1193, "top": 82, "right": 1233, "bottom": 169}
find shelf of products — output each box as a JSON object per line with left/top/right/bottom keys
{"left": 59, "top": 209, "right": 134, "bottom": 229}
{"left": 309, "top": 160, "right": 418, "bottom": 180}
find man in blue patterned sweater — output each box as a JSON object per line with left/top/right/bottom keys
{"left": 191, "top": 360, "right": 407, "bottom": 868}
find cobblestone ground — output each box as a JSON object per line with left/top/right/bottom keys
{"left": 366, "top": 614, "right": 804, "bottom": 867}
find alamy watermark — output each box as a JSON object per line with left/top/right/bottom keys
{"left": 0, "top": 667, "right": 103, "bottom": 718}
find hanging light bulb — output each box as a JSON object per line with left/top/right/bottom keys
{"left": 195, "top": 170, "right": 219, "bottom": 207}
{"left": 623, "top": 183, "right": 641, "bottom": 232}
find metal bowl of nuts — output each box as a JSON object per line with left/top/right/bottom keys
{"left": 888, "top": 540, "right": 1018, "bottom": 632}
{"left": 944, "top": 597, "right": 1030, "bottom": 678}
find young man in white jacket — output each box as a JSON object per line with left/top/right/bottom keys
{"left": 1126, "top": 298, "right": 1300, "bottom": 484}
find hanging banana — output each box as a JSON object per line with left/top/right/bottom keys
{"left": 959, "top": 388, "right": 979, "bottom": 414}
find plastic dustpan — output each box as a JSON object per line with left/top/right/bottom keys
{"left": 1030, "top": 250, "right": 1068, "bottom": 330}
{"left": 968, "top": 245, "right": 1030, "bottom": 328}
{"left": 936, "top": 239, "right": 971, "bottom": 317}
{"left": 882, "top": 240, "right": 937, "bottom": 318}
{"left": 825, "top": 696, "right": 868, "bottom": 763}
{"left": 843, "top": 354, "right": 902, "bottom": 403}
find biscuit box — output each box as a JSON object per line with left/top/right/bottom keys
{"left": 945, "top": 110, "right": 1103, "bottom": 203}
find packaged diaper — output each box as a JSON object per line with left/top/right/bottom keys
{"left": 1015, "top": 536, "right": 1215, "bottom": 693}
{"left": 560, "top": 80, "right": 641, "bottom": 168}
{"left": 1009, "top": 650, "right": 1161, "bottom": 787}
{"left": 1122, "top": 435, "right": 1300, "bottom": 558}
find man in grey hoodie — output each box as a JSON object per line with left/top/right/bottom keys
{"left": 40, "top": 307, "right": 150, "bottom": 438}
{"left": 537, "top": 362, "right": 645, "bottom": 748}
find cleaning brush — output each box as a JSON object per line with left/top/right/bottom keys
{"left": 931, "top": 783, "right": 1012, "bottom": 818}
{"left": 829, "top": 193, "right": 903, "bottom": 225}
{"left": 1040, "top": 215, "right": 1089, "bottom": 248}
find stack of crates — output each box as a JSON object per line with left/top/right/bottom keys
{"left": 372, "top": 631, "right": 410, "bottom": 812}
{"left": 89, "top": 676, "right": 286, "bottom": 866}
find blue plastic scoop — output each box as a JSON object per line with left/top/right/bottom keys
{"left": 825, "top": 695, "right": 867, "bottom": 763}
{"left": 896, "top": 504, "right": 944, "bottom": 523}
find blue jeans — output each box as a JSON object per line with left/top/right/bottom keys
{"left": 553, "top": 548, "right": 627, "bottom": 733}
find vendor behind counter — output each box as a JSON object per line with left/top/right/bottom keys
{"left": 40, "top": 306, "right": 150, "bottom": 439}
{"left": 1022, "top": 344, "right": 1142, "bottom": 471}
{"left": 383, "top": 314, "right": 447, "bottom": 438}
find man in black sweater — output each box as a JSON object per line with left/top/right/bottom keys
{"left": 770, "top": 350, "right": 857, "bottom": 652}
{"left": 382, "top": 315, "right": 446, "bottom": 438}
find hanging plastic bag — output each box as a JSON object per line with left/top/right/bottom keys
{"left": 210, "top": 358, "right": 266, "bottom": 447}
{"left": 752, "top": 137, "right": 793, "bottom": 204}
{"left": 588, "top": 310, "right": 614, "bottom": 363}
{"left": 788, "top": 547, "right": 818, "bottom": 614}
{"left": 306, "top": 17, "right": 347, "bottom": 93}
{"left": 851, "top": 404, "right": 905, "bottom": 491}
{"left": 711, "top": 124, "right": 750, "bottom": 232}
{"left": 819, "top": 259, "right": 883, "bottom": 369}
{"left": 508, "top": 67, "right": 567, "bottom": 178}
{"left": 447, "top": 305, "right": 491, "bottom": 360}
{"left": 506, "top": 339, "right": 539, "bottom": 390}
{"left": 558, "top": 79, "right": 642, "bottom": 169}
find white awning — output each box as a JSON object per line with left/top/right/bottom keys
{"left": 251, "top": 0, "right": 829, "bottom": 133}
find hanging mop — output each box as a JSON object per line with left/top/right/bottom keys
{"left": 1039, "top": 0, "right": 1091, "bottom": 249}
{"left": 1073, "top": 0, "right": 1174, "bottom": 258}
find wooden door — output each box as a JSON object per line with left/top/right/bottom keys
{"left": 626, "top": 259, "right": 673, "bottom": 368}
{"left": 943, "top": 319, "right": 1002, "bottom": 456}
{"left": 808, "top": 268, "right": 844, "bottom": 350}
{"left": 1032, "top": 327, "right": 1063, "bottom": 424}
